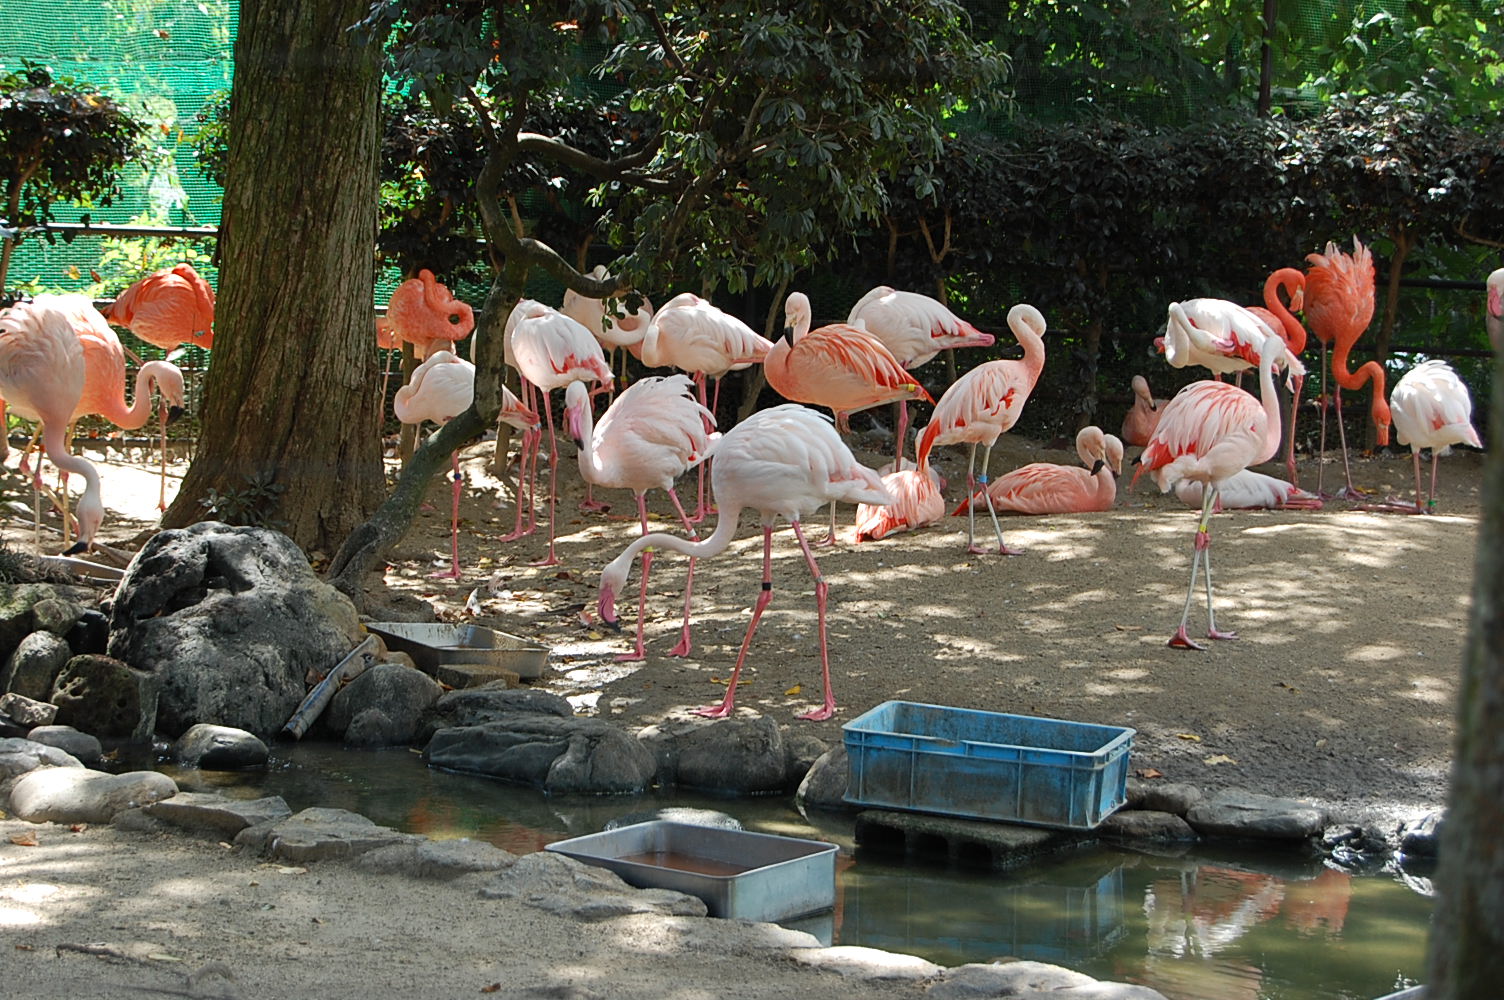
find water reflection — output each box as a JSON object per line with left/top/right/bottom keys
{"left": 163, "top": 744, "right": 1430, "bottom": 1000}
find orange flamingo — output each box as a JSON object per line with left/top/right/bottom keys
{"left": 952, "top": 426, "right": 1122, "bottom": 517}
{"left": 566, "top": 374, "right": 716, "bottom": 661}
{"left": 854, "top": 466, "right": 944, "bottom": 542}
{"left": 1486, "top": 267, "right": 1504, "bottom": 352}
{"left": 106, "top": 262, "right": 215, "bottom": 353}
{"left": 1121, "top": 375, "right": 1167, "bottom": 447}
{"left": 1386, "top": 360, "right": 1481, "bottom": 514}
{"left": 1246, "top": 267, "right": 1308, "bottom": 485}
{"left": 596, "top": 404, "right": 891, "bottom": 721}
{"left": 916, "top": 303, "right": 1048, "bottom": 555}
{"left": 395, "top": 350, "right": 538, "bottom": 578}
{"left": 1134, "top": 332, "right": 1285, "bottom": 649}
{"left": 386, "top": 269, "right": 475, "bottom": 359}
{"left": 0, "top": 300, "right": 103, "bottom": 553}
{"left": 1304, "top": 237, "right": 1388, "bottom": 498}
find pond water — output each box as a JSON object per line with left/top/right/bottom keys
{"left": 162, "top": 744, "right": 1432, "bottom": 1000}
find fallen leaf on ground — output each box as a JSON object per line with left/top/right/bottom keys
{"left": 1134, "top": 768, "right": 1164, "bottom": 780}
{"left": 1203, "top": 754, "right": 1238, "bottom": 765}
{"left": 68, "top": 823, "right": 87, "bottom": 833}
{"left": 1176, "top": 733, "right": 1202, "bottom": 742}
{"left": 785, "top": 684, "right": 802, "bottom": 696}
{"left": 481, "top": 985, "right": 501, "bottom": 994}
{"left": 9, "top": 832, "right": 38, "bottom": 846}
{"left": 1114, "top": 624, "right": 1144, "bottom": 632}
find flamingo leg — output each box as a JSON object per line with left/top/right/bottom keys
{"left": 158, "top": 400, "right": 169, "bottom": 511}
{"left": 499, "top": 377, "right": 541, "bottom": 541}
{"left": 1428, "top": 451, "right": 1441, "bottom": 513}
{"left": 814, "top": 501, "right": 838, "bottom": 548}
{"left": 1316, "top": 342, "right": 1330, "bottom": 497}
{"left": 1331, "top": 386, "right": 1363, "bottom": 499}
{"left": 894, "top": 399, "right": 908, "bottom": 469}
{"left": 430, "top": 451, "right": 463, "bottom": 579}
{"left": 1170, "top": 487, "right": 1217, "bottom": 650}
{"left": 961, "top": 443, "right": 980, "bottom": 552}
{"left": 615, "top": 493, "right": 652, "bottom": 663}
{"left": 1200, "top": 490, "right": 1237, "bottom": 642}
{"left": 1285, "top": 374, "right": 1303, "bottom": 488}
{"left": 791, "top": 519, "right": 836, "bottom": 721}
{"left": 531, "top": 390, "right": 561, "bottom": 567}
{"left": 688, "top": 373, "right": 710, "bottom": 524}
{"left": 665, "top": 486, "right": 700, "bottom": 658}
{"left": 695, "top": 524, "right": 775, "bottom": 719}
{"left": 971, "top": 443, "right": 1020, "bottom": 556}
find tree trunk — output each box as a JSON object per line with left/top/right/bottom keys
{"left": 162, "top": 0, "right": 385, "bottom": 554}
{"left": 1426, "top": 345, "right": 1504, "bottom": 996}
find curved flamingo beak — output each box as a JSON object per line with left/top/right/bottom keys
{"left": 598, "top": 584, "right": 620, "bottom": 631}
{"left": 565, "top": 404, "right": 585, "bottom": 446}
{"left": 166, "top": 405, "right": 186, "bottom": 424}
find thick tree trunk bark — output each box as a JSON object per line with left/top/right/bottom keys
{"left": 1426, "top": 346, "right": 1504, "bottom": 997}
{"left": 161, "top": 0, "right": 385, "bottom": 554}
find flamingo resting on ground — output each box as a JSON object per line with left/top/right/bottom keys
{"left": 845, "top": 286, "right": 994, "bottom": 462}
{"left": 1172, "top": 470, "right": 1323, "bottom": 511}
{"left": 1385, "top": 360, "right": 1481, "bottom": 514}
{"left": 0, "top": 300, "right": 103, "bottom": 553}
{"left": 1485, "top": 268, "right": 1504, "bottom": 353}
{"left": 1121, "top": 375, "right": 1167, "bottom": 448}
{"left": 1304, "top": 238, "right": 1388, "bottom": 497}
{"left": 387, "top": 269, "right": 475, "bottom": 360}
{"left": 1134, "top": 332, "right": 1286, "bottom": 650}
{"left": 596, "top": 404, "right": 892, "bottom": 721}
{"left": 916, "top": 303, "right": 1048, "bottom": 555}
{"left": 952, "top": 426, "right": 1122, "bottom": 517}
{"left": 107, "top": 262, "right": 215, "bottom": 353}
{"left": 854, "top": 466, "right": 945, "bottom": 541}
{"left": 395, "top": 350, "right": 538, "bottom": 579}
{"left": 565, "top": 374, "right": 717, "bottom": 661}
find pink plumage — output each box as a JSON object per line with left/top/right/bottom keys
{"left": 953, "top": 426, "right": 1122, "bottom": 516}
{"left": 846, "top": 285, "right": 994, "bottom": 368}
{"left": 107, "top": 262, "right": 215, "bottom": 351}
{"left": 386, "top": 269, "right": 475, "bottom": 359}
{"left": 1120, "top": 375, "right": 1166, "bottom": 448}
{"left": 1173, "top": 470, "right": 1323, "bottom": 511}
{"left": 855, "top": 467, "right": 944, "bottom": 541}
{"left": 1388, "top": 359, "right": 1481, "bottom": 513}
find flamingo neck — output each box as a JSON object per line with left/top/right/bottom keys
{"left": 606, "top": 509, "right": 743, "bottom": 577}
{"left": 1264, "top": 270, "right": 1307, "bottom": 355}
{"left": 1254, "top": 341, "right": 1284, "bottom": 465}
{"left": 40, "top": 421, "right": 102, "bottom": 541}
{"left": 571, "top": 398, "right": 606, "bottom": 484}
{"left": 1014, "top": 321, "right": 1045, "bottom": 378}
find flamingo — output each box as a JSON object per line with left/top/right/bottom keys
{"left": 636, "top": 292, "right": 773, "bottom": 519}
{"left": 916, "top": 303, "right": 1048, "bottom": 555}
{"left": 1134, "top": 332, "right": 1286, "bottom": 650}
{"left": 596, "top": 404, "right": 892, "bottom": 721}
{"left": 1486, "top": 268, "right": 1504, "bottom": 352}
{"left": 106, "top": 262, "right": 215, "bottom": 353}
{"left": 1247, "top": 267, "right": 1309, "bottom": 485}
{"left": 386, "top": 269, "right": 475, "bottom": 360}
{"left": 845, "top": 286, "right": 995, "bottom": 460}
{"left": 560, "top": 265, "right": 654, "bottom": 380}
{"left": 854, "top": 467, "right": 944, "bottom": 541}
{"left": 952, "top": 426, "right": 1122, "bottom": 517}
{"left": 0, "top": 300, "right": 103, "bottom": 553}
{"left": 1385, "top": 360, "right": 1481, "bottom": 514}
{"left": 565, "top": 374, "right": 717, "bottom": 661}
{"left": 1172, "top": 470, "right": 1323, "bottom": 511}
{"left": 1304, "top": 237, "right": 1389, "bottom": 498}
{"left": 506, "top": 299, "right": 613, "bottom": 565}
{"left": 394, "top": 350, "right": 539, "bottom": 578}
{"left": 38, "top": 293, "right": 186, "bottom": 512}
{"left": 1121, "top": 375, "right": 1167, "bottom": 448}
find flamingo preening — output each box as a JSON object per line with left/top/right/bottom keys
{"left": 1172, "top": 470, "right": 1322, "bottom": 511}
{"left": 597, "top": 404, "right": 892, "bottom": 721}
{"left": 916, "top": 303, "right": 1047, "bottom": 555}
{"left": 853, "top": 466, "right": 945, "bottom": 542}
{"left": 386, "top": 269, "right": 475, "bottom": 360}
{"left": 951, "top": 426, "right": 1122, "bottom": 518}
{"left": 1135, "top": 332, "right": 1285, "bottom": 650}
{"left": 1386, "top": 359, "right": 1481, "bottom": 514}
{"left": 560, "top": 265, "right": 654, "bottom": 382}
{"left": 1121, "top": 375, "right": 1167, "bottom": 448}
{"left": 566, "top": 374, "right": 717, "bottom": 661}
{"left": 107, "top": 262, "right": 215, "bottom": 353}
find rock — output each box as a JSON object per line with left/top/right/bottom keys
{"left": 1399, "top": 812, "right": 1444, "bottom": 859}
{"left": 31, "top": 596, "right": 84, "bottom": 637}
{"left": 2, "top": 692, "right": 58, "bottom": 730}
{"left": 1322, "top": 823, "right": 1392, "bottom": 869}
{"left": 172, "top": 723, "right": 269, "bottom": 769}
{"left": 356, "top": 837, "right": 517, "bottom": 879}
{"left": 425, "top": 715, "right": 657, "bottom": 794}
{"left": 1125, "top": 778, "right": 1203, "bottom": 816}
{"left": 928, "top": 960, "right": 1169, "bottom": 999}
{"left": 1186, "top": 789, "right": 1329, "bottom": 841}
{"left": 417, "top": 684, "right": 573, "bottom": 743}
{"left": 236, "top": 806, "right": 416, "bottom": 862}
{"left": 639, "top": 715, "right": 789, "bottom": 793}
{"left": 783, "top": 729, "right": 830, "bottom": 785}
{"left": 791, "top": 945, "right": 941, "bottom": 980}
{"left": 64, "top": 608, "right": 109, "bottom": 655}
{"left": 146, "top": 791, "right": 293, "bottom": 835}
{"left": 327, "top": 662, "right": 442, "bottom": 745}
{"left": 345, "top": 708, "right": 403, "bottom": 747}
{"left": 49, "top": 654, "right": 159, "bottom": 742}
{"left": 0, "top": 583, "right": 73, "bottom": 656}
{"left": 25, "top": 725, "right": 101, "bottom": 763}
{"left": 0, "top": 737, "right": 83, "bottom": 800}
{"left": 477, "top": 851, "right": 707, "bottom": 920}
{"left": 1098, "top": 809, "right": 1199, "bottom": 843}
{"left": 106, "top": 523, "right": 364, "bottom": 739}
{"left": 2, "top": 631, "right": 72, "bottom": 701}
{"left": 797, "top": 744, "right": 854, "bottom": 813}
{"left": 8, "top": 767, "right": 178, "bottom": 823}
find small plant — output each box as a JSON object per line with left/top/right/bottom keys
{"left": 198, "top": 472, "right": 288, "bottom": 531}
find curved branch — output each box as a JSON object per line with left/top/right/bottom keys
{"left": 1457, "top": 215, "right": 1504, "bottom": 250}
{"left": 515, "top": 132, "right": 672, "bottom": 189}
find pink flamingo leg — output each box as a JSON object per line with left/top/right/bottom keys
{"left": 895, "top": 398, "right": 909, "bottom": 469}
{"left": 615, "top": 494, "right": 653, "bottom": 663}
{"left": 790, "top": 520, "right": 836, "bottom": 721}
{"left": 158, "top": 401, "right": 169, "bottom": 511}
{"left": 687, "top": 374, "right": 712, "bottom": 524}
{"left": 695, "top": 525, "right": 775, "bottom": 719}
{"left": 1285, "top": 373, "right": 1303, "bottom": 488}
{"left": 531, "top": 390, "right": 561, "bottom": 566}
{"left": 966, "top": 443, "right": 1020, "bottom": 556}
{"left": 580, "top": 482, "right": 611, "bottom": 513}
{"left": 1315, "top": 342, "right": 1331, "bottom": 498}
{"left": 499, "top": 381, "right": 540, "bottom": 541}
{"left": 664, "top": 486, "right": 701, "bottom": 658}
{"left": 429, "top": 451, "right": 463, "bottom": 579}
{"left": 1331, "top": 385, "right": 1364, "bottom": 499}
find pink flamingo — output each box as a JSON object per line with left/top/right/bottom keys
{"left": 597, "top": 404, "right": 892, "bottom": 721}
{"left": 566, "top": 374, "right": 717, "bottom": 661}
{"left": 1487, "top": 268, "right": 1504, "bottom": 352}
{"left": 636, "top": 292, "right": 773, "bottom": 519}
{"left": 386, "top": 269, "right": 475, "bottom": 360}
{"left": 1134, "top": 332, "right": 1285, "bottom": 650}
{"left": 846, "top": 286, "right": 995, "bottom": 459}
{"left": 1305, "top": 238, "right": 1388, "bottom": 498}
{"left": 916, "top": 303, "right": 1048, "bottom": 555}
{"left": 1121, "top": 375, "right": 1167, "bottom": 448}
{"left": 394, "top": 350, "right": 539, "bottom": 578}
{"left": 952, "top": 426, "right": 1122, "bottom": 517}
{"left": 560, "top": 265, "right": 654, "bottom": 380}
{"left": 1245, "top": 267, "right": 1309, "bottom": 485}
{"left": 106, "top": 262, "right": 215, "bottom": 353}
{"left": 1385, "top": 360, "right": 1481, "bottom": 514}
{"left": 40, "top": 293, "right": 186, "bottom": 512}
{"left": 854, "top": 466, "right": 944, "bottom": 542}
{"left": 0, "top": 300, "right": 103, "bottom": 553}
{"left": 1172, "top": 470, "right": 1322, "bottom": 511}
{"left": 506, "top": 300, "right": 613, "bottom": 565}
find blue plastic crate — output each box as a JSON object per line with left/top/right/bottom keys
{"left": 842, "top": 701, "right": 1135, "bottom": 830}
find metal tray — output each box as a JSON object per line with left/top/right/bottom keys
{"left": 545, "top": 820, "right": 838, "bottom": 922}
{"left": 365, "top": 621, "right": 549, "bottom": 681}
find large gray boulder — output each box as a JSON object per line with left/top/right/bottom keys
{"left": 425, "top": 715, "right": 657, "bottom": 794}
{"left": 106, "top": 523, "right": 364, "bottom": 739}
{"left": 2, "top": 631, "right": 72, "bottom": 701}
{"left": 50, "top": 654, "right": 159, "bottom": 742}
{"left": 8, "top": 767, "right": 178, "bottom": 823}
{"left": 0, "top": 584, "right": 82, "bottom": 658}
{"left": 638, "top": 715, "right": 791, "bottom": 793}
{"left": 328, "top": 662, "right": 442, "bottom": 746}
{"left": 416, "top": 684, "right": 573, "bottom": 743}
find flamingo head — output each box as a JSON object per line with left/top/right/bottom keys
{"left": 783, "top": 291, "right": 812, "bottom": 340}
{"left": 563, "top": 380, "right": 590, "bottom": 445}
{"left": 1103, "top": 434, "right": 1124, "bottom": 475}
{"left": 62, "top": 492, "right": 105, "bottom": 555}
{"left": 597, "top": 568, "right": 625, "bottom": 632}
{"left": 1488, "top": 268, "right": 1504, "bottom": 319}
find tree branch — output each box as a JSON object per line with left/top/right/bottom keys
{"left": 515, "top": 132, "right": 672, "bottom": 189}
{"left": 1457, "top": 215, "right": 1504, "bottom": 250}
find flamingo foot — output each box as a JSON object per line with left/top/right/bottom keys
{"left": 969, "top": 543, "right": 1022, "bottom": 556}
{"left": 579, "top": 498, "right": 611, "bottom": 513}
{"left": 1206, "top": 627, "right": 1239, "bottom": 642}
{"left": 428, "top": 567, "right": 462, "bottom": 580}
{"left": 1359, "top": 497, "right": 1426, "bottom": 515}
{"left": 1168, "top": 626, "right": 1206, "bottom": 651}
{"left": 498, "top": 526, "right": 536, "bottom": 541}
{"left": 530, "top": 555, "right": 560, "bottom": 567}
{"left": 814, "top": 533, "right": 839, "bottom": 549}
{"left": 613, "top": 650, "right": 646, "bottom": 664}
{"left": 1335, "top": 485, "right": 1369, "bottom": 501}
{"left": 796, "top": 703, "right": 836, "bottom": 722}
{"left": 667, "top": 635, "right": 693, "bottom": 658}
{"left": 693, "top": 702, "right": 735, "bottom": 719}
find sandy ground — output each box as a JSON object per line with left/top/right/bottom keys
{"left": 0, "top": 421, "right": 1479, "bottom": 999}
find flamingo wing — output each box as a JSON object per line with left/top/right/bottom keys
{"left": 855, "top": 468, "right": 943, "bottom": 540}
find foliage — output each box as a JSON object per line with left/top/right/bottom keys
{"left": 198, "top": 472, "right": 289, "bottom": 531}
{"left": 192, "top": 89, "right": 230, "bottom": 188}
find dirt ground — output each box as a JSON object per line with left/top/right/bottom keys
{"left": 8, "top": 417, "right": 1478, "bottom": 825}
